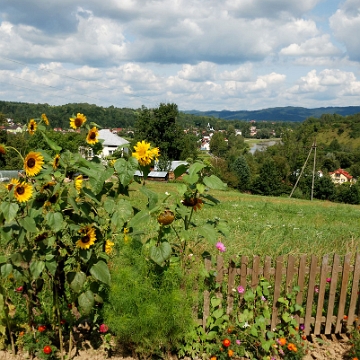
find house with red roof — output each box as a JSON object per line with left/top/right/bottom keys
{"left": 329, "top": 169, "right": 355, "bottom": 185}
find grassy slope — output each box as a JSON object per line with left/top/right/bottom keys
{"left": 316, "top": 128, "right": 360, "bottom": 148}
{"left": 129, "top": 182, "right": 360, "bottom": 259}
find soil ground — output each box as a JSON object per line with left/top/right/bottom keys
{"left": 0, "top": 337, "right": 353, "bottom": 360}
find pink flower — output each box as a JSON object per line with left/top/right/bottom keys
{"left": 314, "top": 285, "right": 319, "bottom": 293}
{"left": 326, "top": 277, "right": 331, "bottom": 283}
{"left": 237, "top": 286, "right": 245, "bottom": 294}
{"left": 99, "top": 324, "right": 109, "bottom": 333}
{"left": 261, "top": 296, "right": 266, "bottom": 301}
{"left": 216, "top": 242, "right": 226, "bottom": 252}
{"left": 236, "top": 339, "right": 241, "bottom": 345}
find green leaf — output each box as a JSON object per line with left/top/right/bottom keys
{"left": 203, "top": 175, "right": 227, "bottom": 190}
{"left": 0, "top": 202, "right": 19, "bottom": 223}
{"left": 128, "top": 210, "right": 150, "bottom": 228}
{"left": 45, "top": 260, "right": 57, "bottom": 276}
{"left": 182, "top": 173, "right": 198, "bottom": 185}
{"left": 90, "top": 261, "right": 111, "bottom": 286}
{"left": 188, "top": 162, "right": 206, "bottom": 176}
{"left": 149, "top": 242, "right": 172, "bottom": 266}
{"left": 212, "top": 308, "right": 224, "bottom": 319}
{"left": 78, "top": 290, "right": 95, "bottom": 315}
{"left": 197, "top": 224, "right": 218, "bottom": 244}
{"left": 211, "top": 297, "right": 222, "bottom": 308}
{"left": 250, "top": 326, "right": 258, "bottom": 337}
{"left": 114, "top": 158, "right": 137, "bottom": 187}
{"left": 45, "top": 212, "right": 63, "bottom": 232}
{"left": 79, "top": 249, "right": 92, "bottom": 263}
{"left": 104, "top": 198, "right": 115, "bottom": 214}
{"left": 196, "top": 183, "right": 206, "bottom": 194}
{"left": 30, "top": 261, "right": 45, "bottom": 279}
{"left": 41, "top": 131, "right": 62, "bottom": 152}
{"left": 67, "top": 272, "right": 87, "bottom": 293}
{"left": 174, "top": 164, "right": 188, "bottom": 178}
{"left": 0, "top": 264, "right": 13, "bottom": 278}
{"left": 140, "top": 186, "right": 158, "bottom": 210}
{"left": 176, "top": 183, "right": 187, "bottom": 195}
{"left": 0, "top": 256, "right": 7, "bottom": 264}
{"left": 206, "top": 331, "right": 217, "bottom": 340}
{"left": 20, "top": 217, "right": 37, "bottom": 233}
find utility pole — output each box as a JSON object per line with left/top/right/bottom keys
{"left": 289, "top": 140, "right": 317, "bottom": 199}
{"left": 311, "top": 140, "right": 317, "bottom": 201}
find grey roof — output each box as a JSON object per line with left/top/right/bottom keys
{"left": 154, "top": 160, "right": 188, "bottom": 171}
{"left": 134, "top": 170, "right": 168, "bottom": 178}
{"left": 98, "top": 129, "right": 129, "bottom": 147}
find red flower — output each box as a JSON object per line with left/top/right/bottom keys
{"left": 60, "top": 319, "right": 66, "bottom": 325}
{"left": 38, "top": 325, "right": 46, "bottom": 332}
{"left": 43, "top": 346, "right": 52, "bottom": 354}
{"left": 15, "top": 286, "right": 23, "bottom": 293}
{"left": 67, "top": 303, "right": 72, "bottom": 309}
{"left": 99, "top": 323, "right": 109, "bottom": 333}
{"left": 222, "top": 339, "right": 231, "bottom": 347}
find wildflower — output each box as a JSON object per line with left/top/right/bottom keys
{"left": 76, "top": 226, "right": 96, "bottom": 250}
{"left": 132, "top": 140, "right": 160, "bottom": 166}
{"left": 216, "top": 241, "right": 226, "bottom": 252}
{"left": 0, "top": 144, "right": 6, "bottom": 155}
{"left": 43, "top": 346, "right": 52, "bottom": 354}
{"left": 41, "top": 113, "right": 49, "bottom": 125}
{"left": 228, "top": 349, "right": 234, "bottom": 357}
{"left": 75, "top": 175, "right": 83, "bottom": 192}
{"left": 24, "top": 151, "right": 44, "bottom": 176}
{"left": 279, "top": 349, "right": 285, "bottom": 356}
{"left": 86, "top": 127, "right": 99, "bottom": 145}
{"left": 105, "top": 240, "right": 115, "bottom": 254}
{"left": 99, "top": 323, "right": 109, "bottom": 333}
{"left": 123, "top": 227, "right": 130, "bottom": 243}
{"left": 314, "top": 285, "right": 319, "bottom": 293}
{"left": 14, "top": 182, "right": 33, "bottom": 202}
{"left": 278, "top": 338, "right": 286, "bottom": 346}
{"left": 53, "top": 154, "right": 60, "bottom": 169}
{"left": 243, "top": 322, "right": 250, "bottom": 328}
{"left": 326, "top": 277, "right": 331, "bottom": 283}
{"left": 261, "top": 295, "right": 266, "bottom": 301}
{"left": 299, "top": 324, "right": 305, "bottom": 331}
{"left": 19, "top": 331, "right": 24, "bottom": 336}
{"left": 28, "top": 119, "right": 37, "bottom": 135}
{"left": 237, "top": 286, "right": 245, "bottom": 294}
{"left": 222, "top": 339, "right": 231, "bottom": 347}
{"left": 15, "top": 286, "right": 23, "bottom": 293}
{"left": 236, "top": 340, "right": 241, "bottom": 345}
{"left": 70, "top": 113, "right": 87, "bottom": 129}
{"left": 287, "top": 343, "right": 297, "bottom": 352}
{"left": 343, "top": 315, "right": 348, "bottom": 320}
{"left": 60, "top": 319, "right": 66, "bottom": 325}
{"left": 7, "top": 178, "right": 19, "bottom": 191}
{"left": 210, "top": 357, "right": 217, "bottom": 360}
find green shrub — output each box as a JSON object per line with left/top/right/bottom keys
{"left": 104, "top": 243, "right": 200, "bottom": 358}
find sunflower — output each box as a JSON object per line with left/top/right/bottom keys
{"left": 53, "top": 154, "right": 60, "bottom": 169}
{"left": 41, "top": 181, "right": 56, "bottom": 192}
{"left": 69, "top": 113, "right": 87, "bottom": 129}
{"left": 132, "top": 140, "right": 160, "bottom": 166}
{"left": 7, "top": 178, "right": 19, "bottom": 191}
{"left": 86, "top": 127, "right": 99, "bottom": 145}
{"left": 76, "top": 226, "right": 96, "bottom": 249}
{"left": 0, "top": 144, "right": 6, "bottom": 155}
{"left": 75, "top": 175, "right": 83, "bottom": 192}
{"left": 123, "top": 227, "right": 130, "bottom": 243}
{"left": 24, "top": 152, "right": 44, "bottom": 176}
{"left": 41, "top": 113, "right": 49, "bottom": 125}
{"left": 105, "top": 240, "right": 115, "bottom": 254}
{"left": 14, "top": 182, "right": 33, "bottom": 202}
{"left": 28, "top": 119, "right": 37, "bottom": 135}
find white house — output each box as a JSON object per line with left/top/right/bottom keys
{"left": 98, "top": 129, "right": 129, "bottom": 157}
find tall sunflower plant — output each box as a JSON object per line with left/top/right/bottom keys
{"left": 0, "top": 113, "right": 152, "bottom": 358}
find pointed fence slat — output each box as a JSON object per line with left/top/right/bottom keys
{"left": 200, "top": 253, "right": 359, "bottom": 336}
{"left": 325, "top": 254, "right": 341, "bottom": 334}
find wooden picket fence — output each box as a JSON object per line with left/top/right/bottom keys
{"left": 200, "top": 253, "right": 360, "bottom": 336}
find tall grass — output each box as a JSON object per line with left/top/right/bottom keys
{"left": 128, "top": 181, "right": 360, "bottom": 258}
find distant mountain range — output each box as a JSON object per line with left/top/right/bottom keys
{"left": 183, "top": 106, "right": 360, "bottom": 122}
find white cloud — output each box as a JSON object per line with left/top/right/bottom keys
{"left": 177, "top": 62, "right": 217, "bottom": 82}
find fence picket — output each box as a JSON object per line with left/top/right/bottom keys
{"left": 227, "top": 257, "right": 236, "bottom": 315}
{"left": 304, "top": 255, "right": 318, "bottom": 335}
{"left": 286, "top": 255, "right": 296, "bottom": 294}
{"left": 252, "top": 256, "right": 260, "bottom": 289}
{"left": 335, "top": 254, "right": 351, "bottom": 333}
{"left": 347, "top": 253, "right": 360, "bottom": 326}
{"left": 271, "top": 256, "right": 283, "bottom": 330}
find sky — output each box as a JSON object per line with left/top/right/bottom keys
{"left": 1, "top": 0, "right": 360, "bottom": 112}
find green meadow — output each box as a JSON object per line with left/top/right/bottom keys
{"left": 129, "top": 181, "right": 360, "bottom": 259}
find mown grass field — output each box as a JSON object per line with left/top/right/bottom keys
{"left": 129, "top": 181, "right": 360, "bottom": 259}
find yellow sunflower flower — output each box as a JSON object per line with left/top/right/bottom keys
{"left": 132, "top": 140, "right": 160, "bottom": 166}
{"left": 0, "top": 144, "right": 6, "bottom": 155}
{"left": 75, "top": 175, "right": 83, "bottom": 192}
{"left": 24, "top": 152, "right": 44, "bottom": 177}
{"left": 76, "top": 226, "right": 96, "bottom": 249}
{"left": 14, "top": 182, "right": 33, "bottom": 202}
{"left": 28, "top": 119, "right": 37, "bottom": 135}
{"left": 41, "top": 113, "right": 49, "bottom": 125}
{"left": 86, "top": 127, "right": 99, "bottom": 145}
{"left": 105, "top": 240, "right": 115, "bottom": 254}
{"left": 123, "top": 227, "right": 130, "bottom": 243}
{"left": 69, "top": 113, "right": 87, "bottom": 129}
{"left": 53, "top": 154, "right": 60, "bottom": 169}
{"left": 41, "top": 181, "right": 56, "bottom": 192}
{"left": 7, "top": 178, "right": 19, "bottom": 191}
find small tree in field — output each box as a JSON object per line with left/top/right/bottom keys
{"left": 232, "top": 155, "right": 250, "bottom": 191}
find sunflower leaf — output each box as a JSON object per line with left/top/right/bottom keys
{"left": 78, "top": 290, "right": 95, "bottom": 315}
{"left": 149, "top": 241, "right": 172, "bottom": 266}
{"left": 90, "top": 261, "right": 111, "bottom": 286}
{"left": 67, "top": 271, "right": 87, "bottom": 293}
{"left": 45, "top": 212, "right": 63, "bottom": 233}
{"left": 20, "top": 216, "right": 37, "bottom": 233}
{"left": 1, "top": 202, "right": 19, "bottom": 223}
{"left": 30, "top": 261, "right": 45, "bottom": 280}
{"left": 40, "top": 132, "right": 62, "bottom": 152}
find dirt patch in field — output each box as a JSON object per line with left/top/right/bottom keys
{"left": 0, "top": 337, "right": 353, "bottom": 360}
